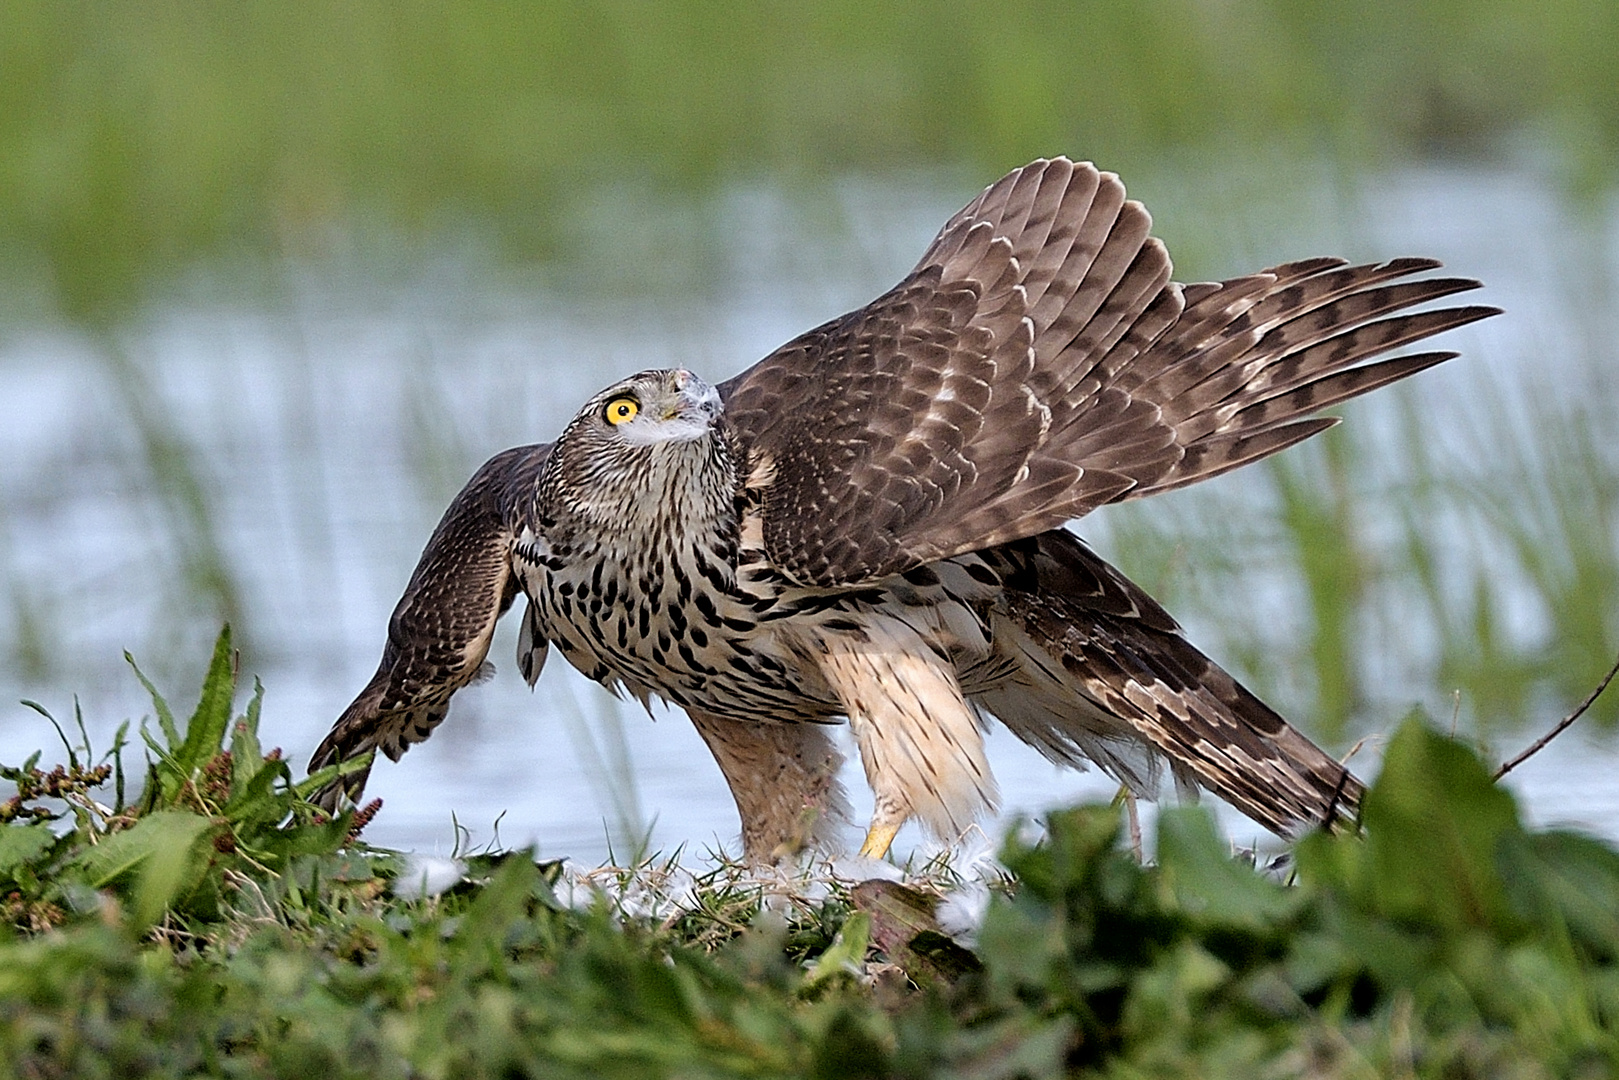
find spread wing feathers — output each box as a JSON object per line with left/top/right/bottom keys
{"left": 308, "top": 443, "right": 551, "bottom": 808}
{"left": 977, "top": 530, "right": 1362, "bottom": 834}
{"left": 720, "top": 156, "right": 1498, "bottom": 587}
{"left": 721, "top": 157, "right": 1165, "bottom": 585}
{"left": 1085, "top": 257, "right": 1500, "bottom": 501}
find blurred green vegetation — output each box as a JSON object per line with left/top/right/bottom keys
{"left": 3, "top": 0, "right": 1618, "bottom": 321}
{"left": 3, "top": 640, "right": 1619, "bottom": 1076}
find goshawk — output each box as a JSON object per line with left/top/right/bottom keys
{"left": 311, "top": 158, "right": 1497, "bottom": 861}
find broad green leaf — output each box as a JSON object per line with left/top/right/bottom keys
{"left": 1002, "top": 804, "right": 1123, "bottom": 902}
{"left": 1504, "top": 829, "right": 1619, "bottom": 958}
{"left": 0, "top": 824, "right": 59, "bottom": 882}
{"left": 221, "top": 756, "right": 291, "bottom": 829}
{"left": 1361, "top": 718, "right": 1523, "bottom": 932}
{"left": 1155, "top": 806, "right": 1298, "bottom": 929}
{"left": 257, "top": 814, "right": 350, "bottom": 862}
{"left": 72, "top": 810, "right": 215, "bottom": 928}
{"left": 128, "top": 815, "right": 217, "bottom": 928}
{"left": 976, "top": 898, "right": 1065, "bottom": 1001}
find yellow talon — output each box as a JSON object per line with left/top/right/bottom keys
{"left": 858, "top": 821, "right": 902, "bottom": 860}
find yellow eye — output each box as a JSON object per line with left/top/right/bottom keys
{"left": 605, "top": 397, "right": 640, "bottom": 425}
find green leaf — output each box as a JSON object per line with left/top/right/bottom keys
{"left": 936, "top": 1014, "right": 1073, "bottom": 1080}
{"left": 137, "top": 724, "right": 186, "bottom": 806}
{"left": 175, "top": 626, "right": 235, "bottom": 777}
{"left": 977, "top": 895, "right": 1067, "bottom": 1004}
{"left": 1360, "top": 717, "right": 1523, "bottom": 933}
{"left": 107, "top": 719, "right": 130, "bottom": 811}
{"left": 802, "top": 912, "right": 871, "bottom": 995}
{"left": 1002, "top": 804, "right": 1124, "bottom": 902}
{"left": 0, "top": 824, "right": 60, "bottom": 884}
{"left": 126, "top": 651, "right": 180, "bottom": 749}
{"left": 72, "top": 810, "right": 215, "bottom": 928}
{"left": 255, "top": 813, "right": 351, "bottom": 863}
{"left": 292, "top": 753, "right": 373, "bottom": 801}
{"left": 1155, "top": 806, "right": 1298, "bottom": 930}
{"left": 450, "top": 853, "right": 550, "bottom": 973}
{"left": 230, "top": 678, "right": 266, "bottom": 797}
{"left": 1503, "top": 829, "right": 1619, "bottom": 958}
{"left": 19, "top": 699, "right": 79, "bottom": 771}
{"left": 222, "top": 756, "right": 291, "bottom": 829}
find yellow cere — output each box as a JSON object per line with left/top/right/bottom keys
{"left": 605, "top": 397, "right": 640, "bottom": 425}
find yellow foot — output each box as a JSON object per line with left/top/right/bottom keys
{"left": 858, "top": 821, "right": 902, "bottom": 860}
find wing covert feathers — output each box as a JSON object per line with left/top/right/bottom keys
{"left": 720, "top": 157, "right": 1499, "bottom": 587}
{"left": 308, "top": 443, "right": 550, "bottom": 808}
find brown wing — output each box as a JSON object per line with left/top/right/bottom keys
{"left": 1065, "top": 256, "right": 1497, "bottom": 502}
{"left": 308, "top": 443, "right": 550, "bottom": 807}
{"left": 720, "top": 157, "right": 1498, "bottom": 586}
{"left": 981, "top": 529, "right": 1361, "bottom": 834}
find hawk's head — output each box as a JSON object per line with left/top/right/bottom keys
{"left": 540, "top": 368, "right": 730, "bottom": 536}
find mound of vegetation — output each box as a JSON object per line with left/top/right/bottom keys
{"left": 0, "top": 628, "right": 1614, "bottom": 1078}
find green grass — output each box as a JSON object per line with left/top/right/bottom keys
{"left": 0, "top": 628, "right": 1616, "bottom": 1076}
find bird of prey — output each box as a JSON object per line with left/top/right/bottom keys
{"left": 311, "top": 158, "right": 1497, "bottom": 863}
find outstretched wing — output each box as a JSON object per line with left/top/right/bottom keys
{"left": 980, "top": 529, "right": 1362, "bottom": 834}
{"left": 720, "top": 157, "right": 1498, "bottom": 587}
{"left": 1065, "top": 255, "right": 1494, "bottom": 502}
{"left": 308, "top": 443, "right": 550, "bottom": 806}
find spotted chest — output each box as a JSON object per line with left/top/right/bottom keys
{"left": 512, "top": 516, "right": 1017, "bottom": 727}
{"left": 511, "top": 506, "right": 851, "bottom": 724}
{"left": 515, "top": 421, "right": 1013, "bottom": 725}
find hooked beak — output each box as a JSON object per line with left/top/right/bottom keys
{"left": 667, "top": 369, "right": 722, "bottom": 425}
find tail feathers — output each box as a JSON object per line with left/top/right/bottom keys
{"left": 979, "top": 531, "right": 1363, "bottom": 835}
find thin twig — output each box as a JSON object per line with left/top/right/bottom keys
{"left": 1494, "top": 648, "right": 1619, "bottom": 781}
{"left": 1339, "top": 734, "right": 1371, "bottom": 767}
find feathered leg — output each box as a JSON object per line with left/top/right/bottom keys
{"left": 687, "top": 709, "right": 851, "bottom": 864}
{"left": 811, "top": 617, "right": 998, "bottom": 858}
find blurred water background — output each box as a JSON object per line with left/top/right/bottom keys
{"left": 2, "top": 3, "right": 1617, "bottom": 863}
